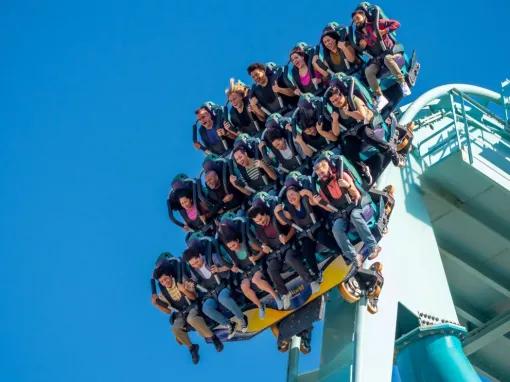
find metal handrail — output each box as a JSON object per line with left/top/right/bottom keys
{"left": 414, "top": 88, "right": 509, "bottom": 168}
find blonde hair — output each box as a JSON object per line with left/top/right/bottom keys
{"left": 226, "top": 78, "right": 249, "bottom": 98}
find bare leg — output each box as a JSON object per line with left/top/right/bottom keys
{"left": 252, "top": 271, "right": 278, "bottom": 300}
{"left": 240, "top": 278, "right": 262, "bottom": 307}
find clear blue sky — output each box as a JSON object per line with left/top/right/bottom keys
{"left": 1, "top": 1, "right": 508, "bottom": 381}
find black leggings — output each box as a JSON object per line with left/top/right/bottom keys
{"left": 266, "top": 248, "right": 314, "bottom": 296}
{"left": 298, "top": 237, "right": 321, "bottom": 277}
{"left": 313, "top": 229, "right": 341, "bottom": 253}
{"left": 342, "top": 131, "right": 388, "bottom": 180}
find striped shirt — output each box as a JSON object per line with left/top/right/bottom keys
{"left": 245, "top": 160, "right": 270, "bottom": 180}
{"left": 164, "top": 283, "right": 183, "bottom": 302}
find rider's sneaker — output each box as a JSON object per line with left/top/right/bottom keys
{"left": 282, "top": 293, "right": 292, "bottom": 310}
{"left": 360, "top": 163, "right": 373, "bottom": 185}
{"left": 368, "top": 246, "right": 382, "bottom": 260}
{"left": 401, "top": 82, "right": 412, "bottom": 96}
{"left": 300, "top": 339, "right": 311, "bottom": 354}
{"left": 310, "top": 281, "right": 321, "bottom": 294}
{"left": 390, "top": 149, "right": 405, "bottom": 167}
{"left": 274, "top": 296, "right": 283, "bottom": 310}
{"left": 347, "top": 277, "right": 359, "bottom": 291}
{"left": 258, "top": 304, "right": 266, "bottom": 319}
{"left": 189, "top": 344, "right": 200, "bottom": 364}
{"left": 367, "top": 297, "right": 379, "bottom": 314}
{"left": 353, "top": 253, "right": 364, "bottom": 268}
{"left": 211, "top": 335, "right": 224, "bottom": 352}
{"left": 238, "top": 317, "right": 248, "bottom": 333}
{"left": 375, "top": 94, "right": 389, "bottom": 111}
{"left": 226, "top": 321, "right": 237, "bottom": 339}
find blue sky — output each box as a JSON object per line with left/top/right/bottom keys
{"left": 1, "top": 0, "right": 509, "bottom": 381}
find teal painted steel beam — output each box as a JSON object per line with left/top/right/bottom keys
{"left": 421, "top": 180, "right": 510, "bottom": 244}
{"left": 353, "top": 297, "right": 367, "bottom": 382}
{"left": 463, "top": 311, "right": 510, "bottom": 355}
{"left": 440, "top": 248, "right": 510, "bottom": 299}
{"left": 455, "top": 304, "right": 510, "bottom": 350}
{"left": 287, "top": 336, "right": 301, "bottom": 382}
{"left": 455, "top": 306, "right": 484, "bottom": 326}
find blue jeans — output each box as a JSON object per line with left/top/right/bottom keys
{"left": 332, "top": 207, "right": 377, "bottom": 261}
{"left": 201, "top": 287, "right": 244, "bottom": 326}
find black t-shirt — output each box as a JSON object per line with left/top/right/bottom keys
{"left": 229, "top": 103, "right": 259, "bottom": 135}
{"left": 253, "top": 80, "right": 280, "bottom": 114}
{"left": 303, "top": 131, "right": 328, "bottom": 150}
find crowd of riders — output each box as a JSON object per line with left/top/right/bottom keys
{"left": 151, "top": 2, "right": 418, "bottom": 364}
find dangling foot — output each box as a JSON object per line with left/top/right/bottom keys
{"left": 310, "top": 281, "right": 321, "bottom": 294}
{"left": 347, "top": 277, "right": 359, "bottom": 292}
{"left": 390, "top": 149, "right": 405, "bottom": 167}
{"left": 189, "top": 344, "right": 200, "bottom": 364}
{"left": 353, "top": 253, "right": 364, "bottom": 268}
{"left": 211, "top": 335, "right": 224, "bottom": 352}
{"left": 368, "top": 246, "right": 382, "bottom": 260}
{"left": 375, "top": 94, "right": 389, "bottom": 111}
{"left": 258, "top": 304, "right": 266, "bottom": 319}
{"left": 367, "top": 296, "right": 379, "bottom": 314}
{"left": 226, "top": 321, "right": 237, "bottom": 340}
{"left": 360, "top": 163, "right": 373, "bottom": 185}
{"left": 274, "top": 296, "right": 283, "bottom": 310}
{"left": 282, "top": 293, "right": 292, "bottom": 310}
{"left": 278, "top": 340, "right": 290, "bottom": 352}
{"left": 238, "top": 317, "right": 248, "bottom": 333}
{"left": 300, "top": 338, "right": 311, "bottom": 354}
{"left": 400, "top": 82, "right": 411, "bottom": 97}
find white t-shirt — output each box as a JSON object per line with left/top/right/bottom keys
{"left": 197, "top": 258, "right": 213, "bottom": 279}
{"left": 279, "top": 145, "right": 293, "bottom": 160}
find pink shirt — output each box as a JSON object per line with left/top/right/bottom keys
{"left": 185, "top": 205, "right": 198, "bottom": 220}
{"left": 299, "top": 71, "right": 311, "bottom": 86}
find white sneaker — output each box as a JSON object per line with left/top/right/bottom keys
{"left": 401, "top": 82, "right": 411, "bottom": 96}
{"left": 310, "top": 281, "right": 321, "bottom": 294}
{"left": 238, "top": 318, "right": 248, "bottom": 333}
{"left": 274, "top": 296, "right": 283, "bottom": 310}
{"left": 375, "top": 95, "right": 389, "bottom": 111}
{"left": 226, "top": 321, "right": 237, "bottom": 339}
{"left": 258, "top": 305, "right": 266, "bottom": 319}
{"left": 282, "top": 293, "right": 292, "bottom": 310}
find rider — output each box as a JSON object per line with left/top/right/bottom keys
{"left": 261, "top": 113, "right": 306, "bottom": 176}
{"left": 314, "top": 23, "right": 361, "bottom": 78}
{"left": 225, "top": 78, "right": 265, "bottom": 136}
{"left": 276, "top": 174, "right": 341, "bottom": 269}
{"left": 151, "top": 254, "right": 223, "bottom": 364}
{"left": 247, "top": 193, "right": 318, "bottom": 308}
{"left": 218, "top": 214, "right": 284, "bottom": 315}
{"left": 291, "top": 94, "right": 331, "bottom": 157}
{"left": 247, "top": 62, "right": 298, "bottom": 117}
{"left": 182, "top": 240, "right": 248, "bottom": 337}
{"left": 311, "top": 153, "right": 381, "bottom": 268}
{"left": 199, "top": 155, "right": 244, "bottom": 216}
{"left": 194, "top": 103, "right": 236, "bottom": 155}
{"left": 167, "top": 176, "right": 212, "bottom": 233}
{"left": 351, "top": 5, "right": 411, "bottom": 111}
{"left": 229, "top": 137, "right": 278, "bottom": 196}
{"left": 289, "top": 44, "right": 325, "bottom": 96}
{"left": 326, "top": 82, "right": 403, "bottom": 184}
